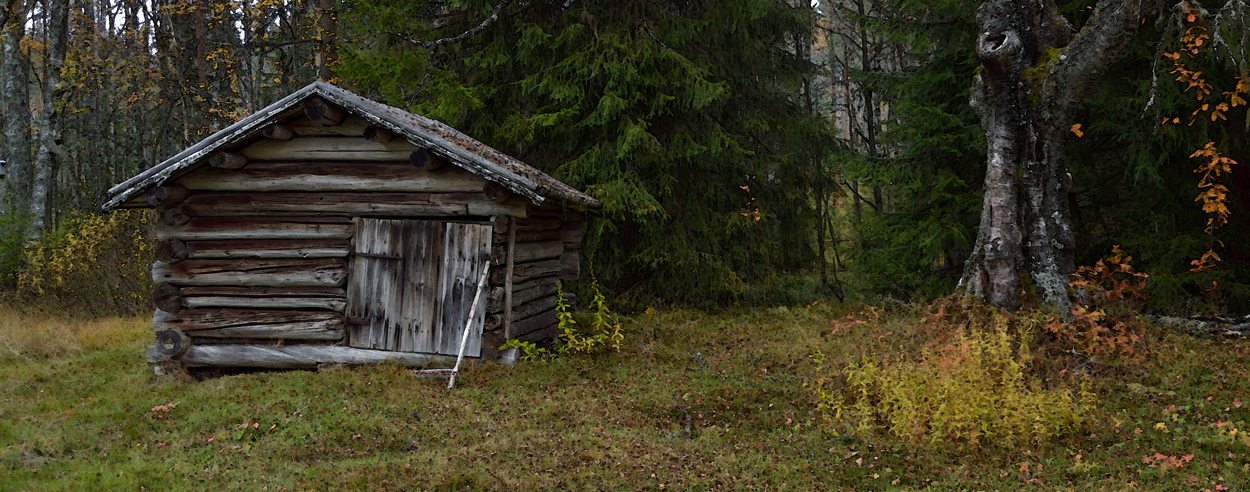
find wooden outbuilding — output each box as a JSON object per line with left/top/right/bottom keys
{"left": 101, "top": 81, "right": 598, "bottom": 374}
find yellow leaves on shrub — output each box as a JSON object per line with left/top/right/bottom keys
{"left": 817, "top": 311, "right": 1090, "bottom": 449}
{"left": 18, "top": 209, "right": 154, "bottom": 316}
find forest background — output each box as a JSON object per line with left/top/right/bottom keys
{"left": 0, "top": 0, "right": 1244, "bottom": 318}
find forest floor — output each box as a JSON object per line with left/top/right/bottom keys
{"left": 1, "top": 302, "right": 1248, "bottom": 491}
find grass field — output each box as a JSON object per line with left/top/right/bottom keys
{"left": 2, "top": 302, "right": 1248, "bottom": 491}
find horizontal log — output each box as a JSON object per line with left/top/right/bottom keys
{"left": 177, "top": 192, "right": 527, "bottom": 218}
{"left": 487, "top": 277, "right": 560, "bottom": 313}
{"left": 161, "top": 208, "right": 191, "bottom": 227}
{"left": 560, "top": 252, "right": 580, "bottom": 281}
{"left": 262, "top": 124, "right": 295, "bottom": 140}
{"left": 492, "top": 241, "right": 564, "bottom": 266}
{"left": 496, "top": 217, "right": 563, "bottom": 234}
{"left": 363, "top": 125, "right": 393, "bottom": 143}
{"left": 491, "top": 258, "right": 561, "bottom": 285}
{"left": 510, "top": 294, "right": 558, "bottom": 322}
{"left": 156, "top": 217, "right": 354, "bottom": 241}
{"left": 243, "top": 137, "right": 416, "bottom": 162}
{"left": 408, "top": 148, "right": 447, "bottom": 170}
{"left": 483, "top": 181, "right": 512, "bottom": 203}
{"left": 305, "top": 97, "right": 346, "bottom": 125}
{"left": 494, "top": 228, "right": 562, "bottom": 245}
{"left": 561, "top": 221, "right": 584, "bottom": 247}
{"left": 181, "top": 238, "right": 351, "bottom": 259}
{"left": 156, "top": 238, "right": 190, "bottom": 264}
{"left": 180, "top": 345, "right": 460, "bottom": 368}
{"left": 152, "top": 258, "right": 347, "bottom": 287}
{"left": 290, "top": 114, "right": 373, "bottom": 137}
{"left": 513, "top": 310, "right": 558, "bottom": 340}
{"left": 145, "top": 184, "right": 191, "bottom": 208}
{"left": 154, "top": 282, "right": 184, "bottom": 313}
{"left": 180, "top": 286, "right": 347, "bottom": 311}
{"left": 153, "top": 329, "right": 191, "bottom": 360}
{"left": 175, "top": 162, "right": 486, "bottom": 193}
{"left": 518, "top": 323, "right": 559, "bottom": 343}
{"left": 152, "top": 309, "right": 345, "bottom": 340}
{"left": 209, "top": 151, "right": 249, "bottom": 170}
{"left": 527, "top": 207, "right": 585, "bottom": 220}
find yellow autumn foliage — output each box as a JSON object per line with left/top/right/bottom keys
{"left": 15, "top": 210, "right": 155, "bottom": 316}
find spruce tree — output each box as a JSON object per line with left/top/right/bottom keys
{"left": 339, "top": 0, "right": 837, "bottom": 305}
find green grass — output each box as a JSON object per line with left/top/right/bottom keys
{"left": 2, "top": 303, "right": 1249, "bottom": 491}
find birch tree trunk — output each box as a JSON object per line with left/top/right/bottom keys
{"left": 29, "top": 0, "right": 69, "bottom": 238}
{"left": 1, "top": 0, "right": 31, "bottom": 208}
{"left": 959, "top": 0, "right": 1160, "bottom": 319}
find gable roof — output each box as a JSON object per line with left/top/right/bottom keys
{"left": 101, "top": 81, "right": 599, "bottom": 211}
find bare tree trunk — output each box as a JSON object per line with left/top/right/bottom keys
{"left": 1, "top": 0, "right": 31, "bottom": 209}
{"left": 317, "top": 0, "right": 337, "bottom": 82}
{"left": 29, "top": 0, "right": 69, "bottom": 238}
{"left": 959, "top": 0, "right": 1158, "bottom": 319}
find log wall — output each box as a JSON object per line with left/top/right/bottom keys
{"left": 480, "top": 206, "right": 584, "bottom": 349}
{"left": 146, "top": 110, "right": 586, "bottom": 369}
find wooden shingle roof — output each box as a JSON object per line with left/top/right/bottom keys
{"left": 102, "top": 81, "right": 599, "bottom": 211}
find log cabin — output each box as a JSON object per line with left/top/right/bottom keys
{"left": 101, "top": 81, "right": 598, "bottom": 375}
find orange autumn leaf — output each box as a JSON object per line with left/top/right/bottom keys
{"left": 1070, "top": 123, "right": 1084, "bottom": 137}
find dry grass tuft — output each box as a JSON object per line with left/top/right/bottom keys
{"left": 0, "top": 306, "right": 149, "bottom": 358}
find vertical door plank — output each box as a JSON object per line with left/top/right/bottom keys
{"left": 398, "top": 220, "right": 444, "bottom": 353}
{"left": 346, "top": 218, "right": 407, "bottom": 350}
{"left": 435, "top": 222, "right": 492, "bottom": 356}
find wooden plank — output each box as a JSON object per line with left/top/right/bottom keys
{"left": 185, "top": 238, "right": 351, "bottom": 259}
{"left": 491, "top": 240, "right": 563, "bottom": 266}
{"left": 242, "top": 136, "right": 417, "bottom": 162}
{"left": 494, "top": 228, "right": 561, "bottom": 245}
{"left": 180, "top": 345, "right": 459, "bottom": 368}
{"left": 504, "top": 216, "right": 515, "bottom": 339}
{"left": 180, "top": 286, "right": 347, "bottom": 311}
{"left": 561, "top": 252, "right": 581, "bottom": 281}
{"left": 561, "top": 220, "right": 584, "bottom": 247}
{"left": 395, "top": 220, "right": 444, "bottom": 353}
{"left": 491, "top": 258, "right": 561, "bottom": 285}
{"left": 487, "top": 277, "right": 560, "bottom": 313}
{"left": 512, "top": 310, "right": 558, "bottom": 340}
{"left": 177, "top": 192, "right": 527, "bottom": 218}
{"left": 152, "top": 258, "right": 347, "bottom": 287}
{"left": 289, "top": 114, "right": 372, "bottom": 137}
{"left": 435, "top": 222, "right": 492, "bottom": 356}
{"left": 496, "top": 216, "right": 562, "bottom": 234}
{"left": 176, "top": 162, "right": 487, "bottom": 193}
{"left": 518, "top": 323, "right": 559, "bottom": 343}
{"left": 510, "top": 294, "right": 558, "bottom": 323}
{"left": 152, "top": 309, "right": 344, "bottom": 340}
{"left": 156, "top": 217, "right": 353, "bottom": 241}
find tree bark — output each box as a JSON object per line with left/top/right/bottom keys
{"left": 1, "top": 0, "right": 31, "bottom": 208}
{"left": 29, "top": 0, "right": 69, "bottom": 238}
{"left": 960, "top": 0, "right": 1158, "bottom": 319}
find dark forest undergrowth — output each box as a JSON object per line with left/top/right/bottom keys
{"left": 2, "top": 302, "right": 1248, "bottom": 491}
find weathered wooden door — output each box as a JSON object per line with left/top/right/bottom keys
{"left": 346, "top": 218, "right": 491, "bottom": 356}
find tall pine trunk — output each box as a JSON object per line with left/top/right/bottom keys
{"left": 29, "top": 0, "right": 69, "bottom": 238}
{"left": 1, "top": 0, "right": 30, "bottom": 209}
{"left": 959, "top": 0, "right": 1158, "bottom": 318}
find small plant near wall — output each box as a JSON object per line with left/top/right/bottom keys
{"left": 557, "top": 278, "right": 624, "bottom": 354}
{"left": 500, "top": 339, "right": 549, "bottom": 361}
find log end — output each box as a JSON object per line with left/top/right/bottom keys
{"left": 154, "top": 329, "right": 191, "bottom": 360}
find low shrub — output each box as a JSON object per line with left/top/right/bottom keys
{"left": 13, "top": 209, "right": 154, "bottom": 316}
{"left": 817, "top": 306, "right": 1092, "bottom": 449}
